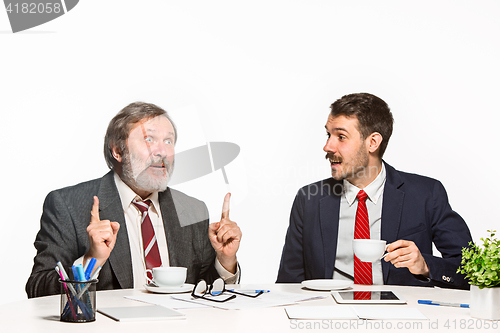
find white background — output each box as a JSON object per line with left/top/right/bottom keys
{"left": 1, "top": 1, "right": 499, "bottom": 305}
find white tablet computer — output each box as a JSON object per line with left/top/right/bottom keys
{"left": 331, "top": 290, "right": 406, "bottom": 304}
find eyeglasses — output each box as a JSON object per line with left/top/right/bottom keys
{"left": 192, "top": 278, "right": 264, "bottom": 303}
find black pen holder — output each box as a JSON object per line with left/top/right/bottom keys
{"left": 58, "top": 279, "right": 98, "bottom": 322}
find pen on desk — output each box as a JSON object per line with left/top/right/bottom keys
{"left": 228, "top": 289, "right": 270, "bottom": 293}
{"left": 418, "top": 300, "right": 469, "bottom": 308}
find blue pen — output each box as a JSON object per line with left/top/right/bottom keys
{"left": 85, "top": 258, "right": 96, "bottom": 280}
{"left": 76, "top": 264, "right": 86, "bottom": 281}
{"left": 71, "top": 265, "right": 80, "bottom": 288}
{"left": 418, "top": 300, "right": 469, "bottom": 308}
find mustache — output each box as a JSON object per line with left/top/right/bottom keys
{"left": 148, "top": 157, "right": 172, "bottom": 170}
{"left": 325, "top": 153, "right": 343, "bottom": 163}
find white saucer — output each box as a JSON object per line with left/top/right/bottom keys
{"left": 144, "top": 283, "right": 194, "bottom": 294}
{"left": 301, "top": 279, "right": 353, "bottom": 291}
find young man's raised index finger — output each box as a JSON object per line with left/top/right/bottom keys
{"left": 221, "top": 193, "right": 231, "bottom": 219}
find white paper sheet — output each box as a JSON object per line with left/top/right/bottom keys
{"left": 98, "top": 305, "right": 186, "bottom": 322}
{"left": 125, "top": 294, "right": 209, "bottom": 309}
{"left": 171, "top": 291, "right": 326, "bottom": 310}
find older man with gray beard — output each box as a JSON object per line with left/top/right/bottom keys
{"left": 26, "top": 102, "right": 241, "bottom": 298}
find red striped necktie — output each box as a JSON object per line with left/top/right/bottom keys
{"left": 354, "top": 190, "right": 372, "bottom": 285}
{"left": 132, "top": 199, "right": 162, "bottom": 276}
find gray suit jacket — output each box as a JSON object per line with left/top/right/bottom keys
{"left": 26, "top": 171, "right": 219, "bottom": 298}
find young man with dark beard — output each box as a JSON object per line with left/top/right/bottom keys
{"left": 277, "top": 93, "right": 472, "bottom": 289}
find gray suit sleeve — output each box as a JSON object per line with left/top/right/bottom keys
{"left": 26, "top": 190, "right": 89, "bottom": 298}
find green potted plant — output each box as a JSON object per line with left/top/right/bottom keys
{"left": 457, "top": 230, "right": 500, "bottom": 320}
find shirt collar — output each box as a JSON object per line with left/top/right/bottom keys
{"left": 113, "top": 172, "right": 160, "bottom": 214}
{"left": 343, "top": 163, "right": 386, "bottom": 206}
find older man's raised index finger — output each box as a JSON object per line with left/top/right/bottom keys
{"left": 90, "top": 196, "right": 100, "bottom": 223}
{"left": 221, "top": 193, "right": 231, "bottom": 219}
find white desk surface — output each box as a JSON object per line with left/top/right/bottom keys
{"left": 1, "top": 284, "right": 495, "bottom": 333}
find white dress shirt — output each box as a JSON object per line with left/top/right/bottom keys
{"left": 332, "top": 164, "right": 386, "bottom": 284}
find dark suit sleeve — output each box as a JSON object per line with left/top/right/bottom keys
{"left": 276, "top": 192, "right": 306, "bottom": 283}
{"left": 421, "top": 180, "right": 472, "bottom": 289}
{"left": 26, "top": 190, "right": 88, "bottom": 298}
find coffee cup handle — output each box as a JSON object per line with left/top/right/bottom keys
{"left": 381, "top": 244, "right": 390, "bottom": 259}
{"left": 144, "top": 269, "right": 153, "bottom": 285}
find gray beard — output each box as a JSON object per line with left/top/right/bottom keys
{"left": 121, "top": 152, "right": 174, "bottom": 193}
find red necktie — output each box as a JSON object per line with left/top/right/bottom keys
{"left": 133, "top": 200, "right": 162, "bottom": 276}
{"left": 354, "top": 190, "right": 372, "bottom": 285}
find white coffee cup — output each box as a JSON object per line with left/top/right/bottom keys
{"left": 144, "top": 267, "right": 187, "bottom": 287}
{"left": 353, "top": 239, "right": 388, "bottom": 262}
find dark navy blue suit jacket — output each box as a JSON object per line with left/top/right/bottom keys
{"left": 276, "top": 162, "right": 472, "bottom": 289}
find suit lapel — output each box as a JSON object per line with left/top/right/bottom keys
{"left": 97, "top": 171, "right": 133, "bottom": 289}
{"left": 380, "top": 162, "right": 405, "bottom": 283}
{"left": 319, "top": 180, "right": 342, "bottom": 279}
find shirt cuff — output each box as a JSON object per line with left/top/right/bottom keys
{"left": 73, "top": 256, "right": 84, "bottom": 267}
{"left": 215, "top": 258, "right": 240, "bottom": 284}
